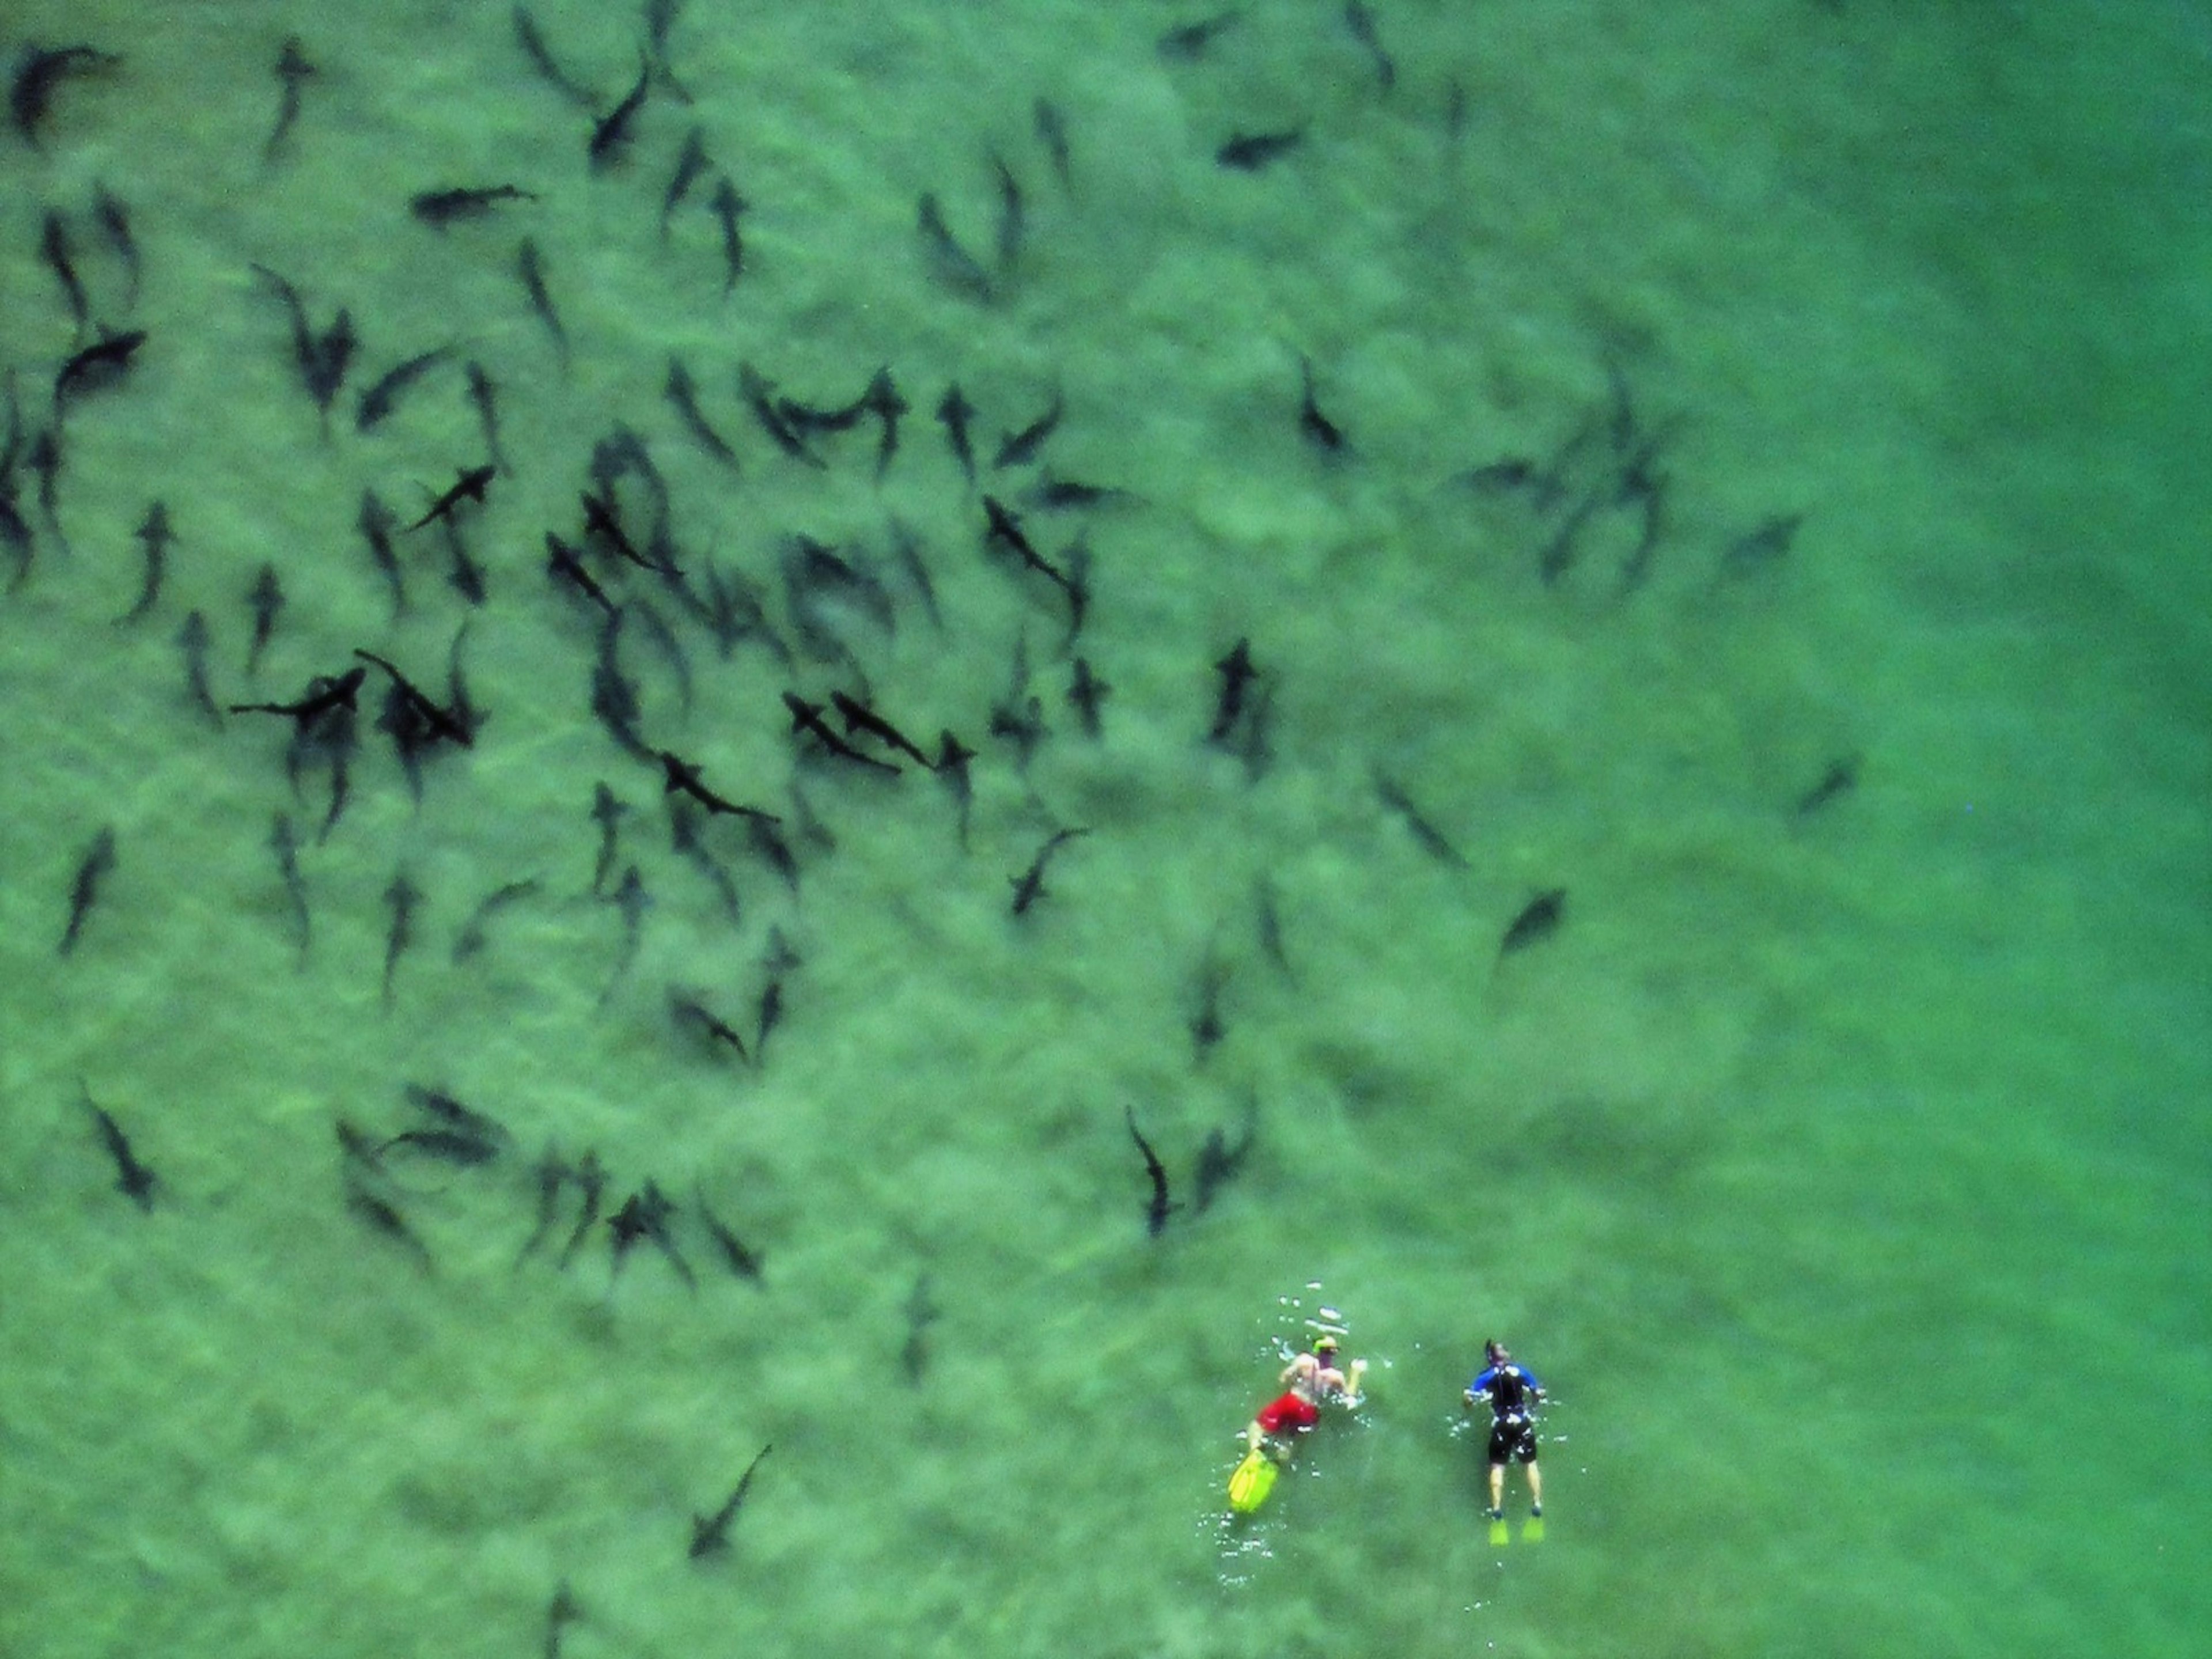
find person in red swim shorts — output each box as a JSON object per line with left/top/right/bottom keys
{"left": 1245, "top": 1334, "right": 1367, "bottom": 1459}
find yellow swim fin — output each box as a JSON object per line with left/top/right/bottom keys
{"left": 1487, "top": 1510, "right": 1511, "bottom": 1549}
{"left": 1522, "top": 1514, "right": 1545, "bottom": 1545}
{"left": 1228, "top": 1449, "right": 1279, "bottom": 1514}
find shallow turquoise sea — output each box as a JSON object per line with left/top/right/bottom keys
{"left": 2, "top": 3, "right": 2205, "bottom": 1656}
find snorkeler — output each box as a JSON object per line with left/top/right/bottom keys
{"left": 1464, "top": 1339, "right": 1545, "bottom": 1518}
{"left": 1246, "top": 1334, "right": 1367, "bottom": 1459}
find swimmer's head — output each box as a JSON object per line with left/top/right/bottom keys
{"left": 1313, "top": 1335, "right": 1340, "bottom": 1357}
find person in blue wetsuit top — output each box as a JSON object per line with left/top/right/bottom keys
{"left": 1463, "top": 1339, "right": 1545, "bottom": 1519}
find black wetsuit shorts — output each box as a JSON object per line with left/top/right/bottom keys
{"left": 1488, "top": 1413, "right": 1539, "bottom": 1465}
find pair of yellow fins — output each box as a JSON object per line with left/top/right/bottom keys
{"left": 1489, "top": 1510, "right": 1544, "bottom": 1547}
{"left": 1226, "top": 1448, "right": 1279, "bottom": 1514}
{"left": 1226, "top": 1450, "right": 1545, "bottom": 1545}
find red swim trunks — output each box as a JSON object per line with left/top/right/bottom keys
{"left": 1255, "top": 1391, "right": 1319, "bottom": 1435}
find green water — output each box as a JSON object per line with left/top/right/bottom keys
{"left": 2, "top": 3, "right": 2205, "bottom": 1656}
